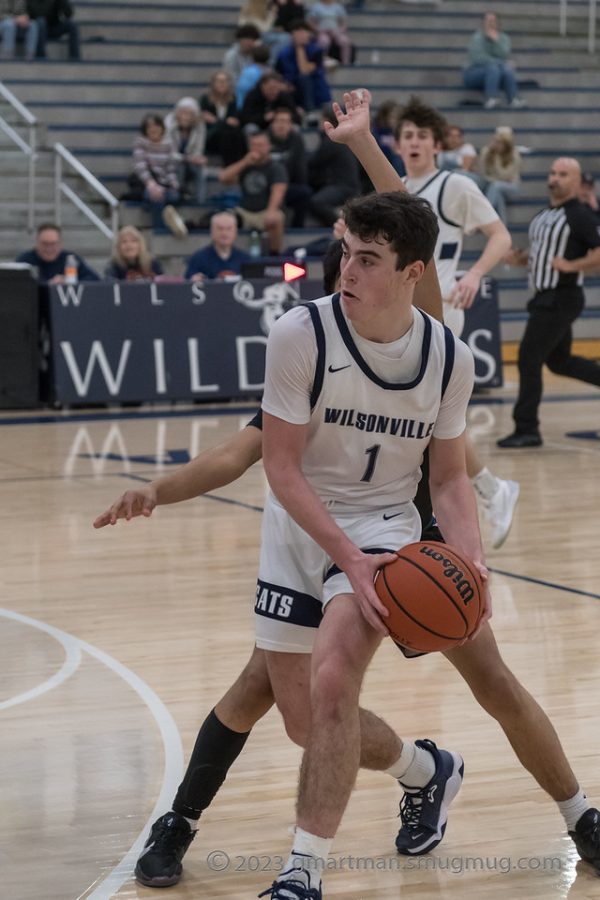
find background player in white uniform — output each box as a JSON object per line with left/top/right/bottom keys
{"left": 396, "top": 96, "right": 519, "bottom": 550}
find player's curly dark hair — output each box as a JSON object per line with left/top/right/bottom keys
{"left": 395, "top": 96, "right": 447, "bottom": 146}
{"left": 322, "top": 239, "right": 343, "bottom": 294}
{"left": 342, "top": 191, "right": 439, "bottom": 270}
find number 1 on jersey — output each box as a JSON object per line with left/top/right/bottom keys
{"left": 361, "top": 444, "right": 381, "bottom": 482}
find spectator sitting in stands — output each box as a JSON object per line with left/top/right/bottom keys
{"left": 200, "top": 70, "right": 247, "bottom": 166}
{"left": 273, "top": 0, "right": 305, "bottom": 33}
{"left": 28, "top": 0, "right": 79, "bottom": 60}
{"left": 268, "top": 106, "right": 311, "bottom": 227}
{"left": 239, "top": 0, "right": 290, "bottom": 62}
{"left": 437, "top": 123, "right": 478, "bottom": 174}
{"left": 463, "top": 11, "right": 526, "bottom": 109}
{"left": 185, "top": 211, "right": 252, "bottom": 282}
{"left": 104, "top": 226, "right": 163, "bottom": 282}
{"left": 579, "top": 172, "right": 600, "bottom": 222}
{"left": 275, "top": 20, "right": 331, "bottom": 117}
{"left": 165, "top": 97, "right": 207, "bottom": 203}
{"left": 238, "top": 0, "right": 275, "bottom": 32}
{"left": 307, "top": 104, "right": 361, "bottom": 225}
{"left": 17, "top": 222, "right": 99, "bottom": 283}
{"left": 236, "top": 44, "right": 271, "bottom": 110}
{"left": 371, "top": 99, "right": 405, "bottom": 176}
{"left": 222, "top": 23, "right": 261, "bottom": 83}
{"left": 0, "top": 0, "right": 39, "bottom": 60}
{"left": 218, "top": 130, "right": 287, "bottom": 254}
{"left": 131, "top": 113, "right": 188, "bottom": 237}
{"left": 240, "top": 71, "right": 300, "bottom": 133}
{"left": 307, "top": 0, "right": 353, "bottom": 67}
{"left": 479, "top": 125, "right": 521, "bottom": 225}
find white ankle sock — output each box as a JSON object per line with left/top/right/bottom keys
{"left": 472, "top": 466, "right": 500, "bottom": 501}
{"left": 182, "top": 814, "right": 198, "bottom": 831}
{"left": 282, "top": 827, "right": 331, "bottom": 891}
{"left": 385, "top": 740, "right": 436, "bottom": 787}
{"left": 557, "top": 790, "right": 590, "bottom": 831}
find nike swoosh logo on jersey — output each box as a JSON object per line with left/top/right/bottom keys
{"left": 328, "top": 363, "right": 351, "bottom": 373}
{"left": 383, "top": 512, "right": 403, "bottom": 520}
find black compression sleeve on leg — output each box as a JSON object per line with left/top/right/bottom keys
{"left": 172, "top": 709, "right": 251, "bottom": 819}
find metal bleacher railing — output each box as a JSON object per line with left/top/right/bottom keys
{"left": 54, "top": 142, "right": 119, "bottom": 240}
{"left": 0, "top": 81, "right": 37, "bottom": 232}
{"left": 559, "top": 0, "right": 598, "bottom": 52}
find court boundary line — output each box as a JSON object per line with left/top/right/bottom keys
{"left": 0, "top": 617, "right": 82, "bottom": 710}
{"left": 0, "top": 608, "right": 184, "bottom": 900}
{"left": 0, "top": 389, "right": 599, "bottom": 427}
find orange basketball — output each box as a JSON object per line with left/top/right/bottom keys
{"left": 375, "top": 541, "right": 484, "bottom": 653}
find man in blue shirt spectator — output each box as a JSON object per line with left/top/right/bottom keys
{"left": 185, "top": 211, "right": 251, "bottom": 282}
{"left": 17, "top": 223, "right": 100, "bottom": 283}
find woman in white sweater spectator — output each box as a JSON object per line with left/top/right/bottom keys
{"left": 165, "top": 97, "right": 207, "bottom": 203}
{"left": 479, "top": 125, "right": 521, "bottom": 224}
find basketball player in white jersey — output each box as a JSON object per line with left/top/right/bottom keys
{"left": 256, "top": 188, "right": 482, "bottom": 898}
{"left": 395, "top": 96, "right": 520, "bottom": 550}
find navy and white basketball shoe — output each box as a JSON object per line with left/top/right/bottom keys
{"left": 258, "top": 867, "right": 322, "bottom": 899}
{"left": 395, "top": 738, "right": 464, "bottom": 855}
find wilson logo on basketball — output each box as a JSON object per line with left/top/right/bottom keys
{"left": 418, "top": 546, "right": 476, "bottom": 606}
{"left": 375, "top": 541, "right": 483, "bottom": 653}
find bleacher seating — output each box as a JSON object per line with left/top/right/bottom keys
{"left": 1, "top": 0, "right": 600, "bottom": 344}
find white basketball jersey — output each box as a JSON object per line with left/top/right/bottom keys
{"left": 300, "top": 295, "right": 456, "bottom": 510}
{"left": 404, "top": 170, "right": 463, "bottom": 301}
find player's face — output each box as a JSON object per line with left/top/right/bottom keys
{"left": 339, "top": 229, "right": 419, "bottom": 339}
{"left": 396, "top": 121, "right": 440, "bottom": 178}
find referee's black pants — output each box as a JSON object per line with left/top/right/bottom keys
{"left": 513, "top": 286, "right": 600, "bottom": 433}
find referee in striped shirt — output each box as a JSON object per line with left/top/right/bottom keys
{"left": 498, "top": 157, "right": 600, "bottom": 448}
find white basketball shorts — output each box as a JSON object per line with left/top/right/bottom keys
{"left": 255, "top": 494, "right": 421, "bottom": 653}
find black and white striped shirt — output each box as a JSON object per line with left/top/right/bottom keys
{"left": 528, "top": 198, "right": 600, "bottom": 292}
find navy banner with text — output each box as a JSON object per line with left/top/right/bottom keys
{"left": 48, "top": 277, "right": 502, "bottom": 404}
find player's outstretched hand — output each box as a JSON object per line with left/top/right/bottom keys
{"left": 324, "top": 88, "right": 372, "bottom": 145}
{"left": 93, "top": 485, "right": 158, "bottom": 528}
{"left": 344, "top": 550, "right": 398, "bottom": 634}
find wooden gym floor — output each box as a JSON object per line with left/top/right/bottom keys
{"left": 2, "top": 366, "right": 600, "bottom": 900}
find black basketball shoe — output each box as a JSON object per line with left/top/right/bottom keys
{"left": 569, "top": 808, "right": 600, "bottom": 871}
{"left": 134, "top": 811, "right": 196, "bottom": 887}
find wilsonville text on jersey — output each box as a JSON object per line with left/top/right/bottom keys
{"left": 324, "top": 407, "right": 435, "bottom": 439}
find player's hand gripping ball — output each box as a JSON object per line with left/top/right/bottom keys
{"left": 375, "top": 542, "right": 484, "bottom": 652}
